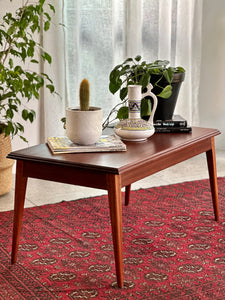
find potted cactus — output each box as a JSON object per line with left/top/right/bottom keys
{"left": 65, "top": 79, "right": 103, "bottom": 145}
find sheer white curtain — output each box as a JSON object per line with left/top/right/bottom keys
{"left": 63, "top": 0, "right": 124, "bottom": 121}
{"left": 131, "top": 0, "right": 203, "bottom": 125}
{"left": 62, "top": 0, "right": 203, "bottom": 127}
{"left": 39, "top": 1, "right": 66, "bottom": 142}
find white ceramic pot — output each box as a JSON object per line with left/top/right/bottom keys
{"left": 66, "top": 107, "right": 102, "bottom": 145}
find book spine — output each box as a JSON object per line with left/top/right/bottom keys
{"left": 154, "top": 120, "right": 187, "bottom": 127}
{"left": 155, "top": 127, "right": 192, "bottom": 133}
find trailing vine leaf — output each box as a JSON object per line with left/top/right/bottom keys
{"left": 48, "top": 4, "right": 56, "bottom": 13}
{"left": 135, "top": 55, "right": 141, "bottom": 62}
{"left": 120, "top": 87, "right": 128, "bottom": 100}
{"left": 141, "top": 98, "right": 151, "bottom": 118}
{"left": 109, "top": 82, "right": 120, "bottom": 94}
{"left": 117, "top": 106, "right": 129, "bottom": 120}
{"left": 22, "top": 109, "right": 29, "bottom": 121}
{"left": 46, "top": 84, "right": 55, "bottom": 93}
{"left": 157, "top": 85, "right": 172, "bottom": 98}
{"left": 163, "top": 67, "right": 173, "bottom": 84}
{"left": 42, "top": 51, "right": 52, "bottom": 63}
{"left": 176, "top": 66, "right": 185, "bottom": 73}
{"left": 44, "top": 21, "right": 50, "bottom": 31}
{"left": 139, "top": 73, "right": 150, "bottom": 88}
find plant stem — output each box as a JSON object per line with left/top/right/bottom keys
{"left": 102, "top": 99, "right": 127, "bottom": 130}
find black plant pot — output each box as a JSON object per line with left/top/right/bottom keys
{"left": 150, "top": 72, "right": 185, "bottom": 121}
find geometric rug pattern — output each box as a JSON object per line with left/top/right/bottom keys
{"left": 0, "top": 178, "right": 225, "bottom": 299}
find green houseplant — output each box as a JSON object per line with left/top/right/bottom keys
{"left": 0, "top": 0, "right": 56, "bottom": 195}
{"left": 0, "top": 0, "right": 56, "bottom": 142}
{"left": 103, "top": 55, "right": 185, "bottom": 129}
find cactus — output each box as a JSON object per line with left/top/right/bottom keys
{"left": 79, "top": 79, "right": 90, "bottom": 111}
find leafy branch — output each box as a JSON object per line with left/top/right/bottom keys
{"left": 0, "top": 0, "right": 56, "bottom": 141}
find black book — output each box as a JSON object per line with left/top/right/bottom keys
{"left": 155, "top": 126, "right": 192, "bottom": 133}
{"left": 154, "top": 115, "right": 188, "bottom": 128}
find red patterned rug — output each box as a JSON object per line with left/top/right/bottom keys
{"left": 0, "top": 178, "right": 225, "bottom": 299}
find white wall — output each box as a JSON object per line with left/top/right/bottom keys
{"left": 199, "top": 0, "right": 225, "bottom": 150}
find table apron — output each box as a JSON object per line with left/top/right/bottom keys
{"left": 22, "top": 161, "right": 108, "bottom": 190}
{"left": 121, "top": 137, "right": 213, "bottom": 187}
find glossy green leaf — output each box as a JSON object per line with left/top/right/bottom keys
{"left": 6, "top": 108, "right": 14, "bottom": 118}
{"left": 117, "top": 106, "right": 128, "bottom": 120}
{"left": 44, "top": 21, "right": 50, "bottom": 31}
{"left": 135, "top": 55, "right": 141, "bottom": 62}
{"left": 9, "top": 58, "right": 13, "bottom": 68}
{"left": 27, "top": 46, "right": 34, "bottom": 57}
{"left": 163, "top": 67, "right": 173, "bottom": 84}
{"left": 157, "top": 85, "right": 172, "bottom": 98}
{"left": 44, "top": 12, "right": 51, "bottom": 21}
{"left": 19, "top": 136, "right": 28, "bottom": 143}
{"left": 28, "top": 110, "right": 35, "bottom": 122}
{"left": 48, "top": 4, "right": 56, "bottom": 13}
{"left": 46, "top": 84, "right": 55, "bottom": 93}
{"left": 7, "top": 25, "right": 15, "bottom": 35}
{"left": 120, "top": 87, "right": 128, "bottom": 100}
{"left": 42, "top": 51, "right": 52, "bottom": 64}
{"left": 30, "top": 59, "right": 39, "bottom": 64}
{"left": 141, "top": 98, "right": 151, "bottom": 118}
{"left": 139, "top": 73, "right": 150, "bottom": 88}
{"left": 176, "top": 66, "right": 185, "bottom": 73}
{"left": 109, "top": 82, "right": 120, "bottom": 94}
{"left": 22, "top": 109, "right": 29, "bottom": 120}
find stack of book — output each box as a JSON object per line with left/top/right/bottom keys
{"left": 154, "top": 115, "right": 192, "bottom": 133}
{"left": 47, "top": 134, "right": 127, "bottom": 154}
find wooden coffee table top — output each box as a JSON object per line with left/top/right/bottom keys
{"left": 8, "top": 127, "right": 220, "bottom": 176}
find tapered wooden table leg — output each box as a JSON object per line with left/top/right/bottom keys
{"left": 125, "top": 185, "right": 131, "bottom": 206}
{"left": 11, "top": 161, "right": 27, "bottom": 264}
{"left": 106, "top": 174, "right": 123, "bottom": 288}
{"left": 206, "top": 137, "right": 219, "bottom": 221}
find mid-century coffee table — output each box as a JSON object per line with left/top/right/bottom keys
{"left": 7, "top": 127, "right": 220, "bottom": 288}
